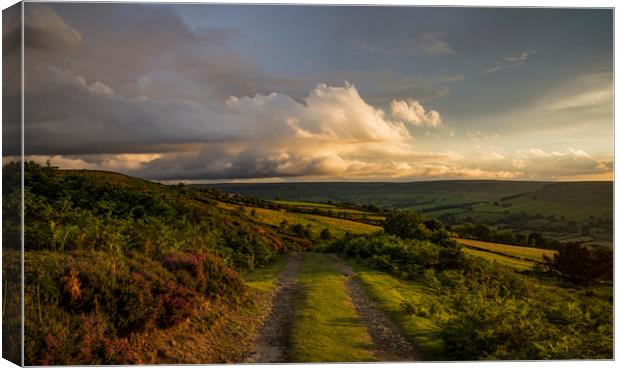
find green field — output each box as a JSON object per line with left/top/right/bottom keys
{"left": 455, "top": 238, "right": 556, "bottom": 262}
{"left": 462, "top": 247, "right": 534, "bottom": 271}
{"left": 217, "top": 201, "right": 380, "bottom": 237}
{"left": 205, "top": 180, "right": 613, "bottom": 243}
{"left": 290, "top": 253, "right": 375, "bottom": 362}
{"left": 271, "top": 200, "right": 336, "bottom": 208}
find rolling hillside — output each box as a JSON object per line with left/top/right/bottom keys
{"left": 203, "top": 181, "right": 613, "bottom": 242}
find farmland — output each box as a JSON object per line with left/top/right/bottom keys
{"left": 455, "top": 238, "right": 556, "bottom": 262}
{"left": 205, "top": 181, "right": 613, "bottom": 245}
{"left": 216, "top": 201, "right": 380, "bottom": 237}
{"left": 461, "top": 247, "right": 534, "bottom": 271}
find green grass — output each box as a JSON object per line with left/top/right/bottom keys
{"left": 455, "top": 238, "right": 556, "bottom": 261}
{"left": 462, "top": 247, "right": 534, "bottom": 271}
{"left": 271, "top": 200, "right": 336, "bottom": 208}
{"left": 501, "top": 198, "right": 609, "bottom": 221}
{"left": 290, "top": 253, "right": 375, "bottom": 362}
{"left": 345, "top": 260, "right": 446, "bottom": 360}
{"left": 218, "top": 201, "right": 380, "bottom": 237}
{"left": 243, "top": 255, "right": 288, "bottom": 293}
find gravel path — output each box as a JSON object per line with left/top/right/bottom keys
{"left": 245, "top": 252, "right": 303, "bottom": 363}
{"left": 330, "top": 254, "right": 418, "bottom": 362}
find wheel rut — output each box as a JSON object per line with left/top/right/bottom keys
{"left": 330, "top": 254, "right": 418, "bottom": 362}
{"left": 245, "top": 252, "right": 303, "bottom": 363}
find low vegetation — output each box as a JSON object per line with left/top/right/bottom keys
{"left": 7, "top": 161, "right": 302, "bottom": 364}
{"left": 7, "top": 162, "right": 612, "bottom": 363}
{"left": 542, "top": 243, "right": 612, "bottom": 285}
{"left": 325, "top": 211, "right": 613, "bottom": 360}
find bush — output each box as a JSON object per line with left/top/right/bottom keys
{"left": 383, "top": 210, "right": 427, "bottom": 240}
{"left": 329, "top": 233, "right": 463, "bottom": 278}
{"left": 543, "top": 243, "right": 612, "bottom": 285}
{"left": 24, "top": 249, "right": 248, "bottom": 363}
{"left": 25, "top": 305, "right": 139, "bottom": 365}
{"left": 439, "top": 284, "right": 612, "bottom": 360}
{"left": 162, "top": 251, "right": 246, "bottom": 303}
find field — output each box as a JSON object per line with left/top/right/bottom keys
{"left": 216, "top": 201, "right": 380, "bottom": 237}
{"left": 455, "top": 238, "right": 556, "bottom": 262}
{"left": 205, "top": 181, "right": 613, "bottom": 244}
{"left": 271, "top": 200, "right": 336, "bottom": 208}
{"left": 461, "top": 247, "right": 534, "bottom": 271}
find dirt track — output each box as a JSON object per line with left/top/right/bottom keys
{"left": 245, "top": 252, "right": 303, "bottom": 363}
{"left": 247, "top": 252, "right": 417, "bottom": 363}
{"left": 331, "top": 255, "right": 418, "bottom": 362}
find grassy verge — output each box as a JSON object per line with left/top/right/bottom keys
{"left": 243, "top": 255, "right": 289, "bottom": 293}
{"left": 290, "top": 253, "right": 375, "bottom": 362}
{"left": 344, "top": 259, "right": 446, "bottom": 360}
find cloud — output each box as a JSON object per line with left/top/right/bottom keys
{"left": 25, "top": 62, "right": 608, "bottom": 182}
{"left": 419, "top": 33, "right": 454, "bottom": 56}
{"left": 467, "top": 131, "right": 499, "bottom": 141}
{"left": 22, "top": 3, "right": 297, "bottom": 105}
{"left": 390, "top": 99, "right": 442, "bottom": 127}
{"left": 352, "top": 42, "right": 379, "bottom": 53}
{"left": 542, "top": 73, "right": 613, "bottom": 111}
{"left": 483, "top": 50, "right": 535, "bottom": 75}
{"left": 514, "top": 148, "right": 612, "bottom": 178}
{"left": 351, "top": 33, "right": 453, "bottom": 57}
{"left": 23, "top": 4, "right": 83, "bottom": 50}
{"left": 24, "top": 154, "right": 161, "bottom": 172}
{"left": 16, "top": 5, "right": 611, "bottom": 182}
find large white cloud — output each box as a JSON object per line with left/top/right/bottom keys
{"left": 390, "top": 99, "right": 442, "bottom": 127}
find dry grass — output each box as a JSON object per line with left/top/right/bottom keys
{"left": 217, "top": 202, "right": 380, "bottom": 237}
{"left": 455, "top": 238, "right": 555, "bottom": 261}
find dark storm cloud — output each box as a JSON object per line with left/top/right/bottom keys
{"left": 26, "top": 3, "right": 295, "bottom": 102}
{"left": 22, "top": 3, "right": 302, "bottom": 156}
{"left": 135, "top": 147, "right": 307, "bottom": 181}
{"left": 24, "top": 5, "right": 82, "bottom": 50}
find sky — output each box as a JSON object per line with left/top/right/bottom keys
{"left": 4, "top": 3, "right": 614, "bottom": 182}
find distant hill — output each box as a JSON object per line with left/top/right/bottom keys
{"left": 201, "top": 181, "right": 550, "bottom": 207}
{"left": 201, "top": 180, "right": 613, "bottom": 243}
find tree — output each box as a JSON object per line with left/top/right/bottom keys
{"left": 320, "top": 228, "right": 332, "bottom": 240}
{"left": 291, "top": 223, "right": 307, "bottom": 238}
{"left": 472, "top": 224, "right": 491, "bottom": 240}
{"left": 424, "top": 218, "right": 444, "bottom": 231}
{"left": 528, "top": 232, "right": 545, "bottom": 247}
{"left": 383, "top": 210, "right": 427, "bottom": 240}
{"left": 543, "top": 243, "right": 612, "bottom": 285}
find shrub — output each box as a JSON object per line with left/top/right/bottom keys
{"left": 320, "top": 228, "right": 332, "bottom": 240}
{"left": 162, "top": 251, "right": 246, "bottom": 303}
{"left": 543, "top": 243, "right": 612, "bottom": 285}
{"left": 25, "top": 303, "right": 139, "bottom": 365}
{"left": 330, "top": 233, "right": 463, "bottom": 278}
{"left": 383, "top": 210, "right": 427, "bottom": 240}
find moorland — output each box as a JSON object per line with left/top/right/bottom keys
{"left": 2, "top": 162, "right": 613, "bottom": 364}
